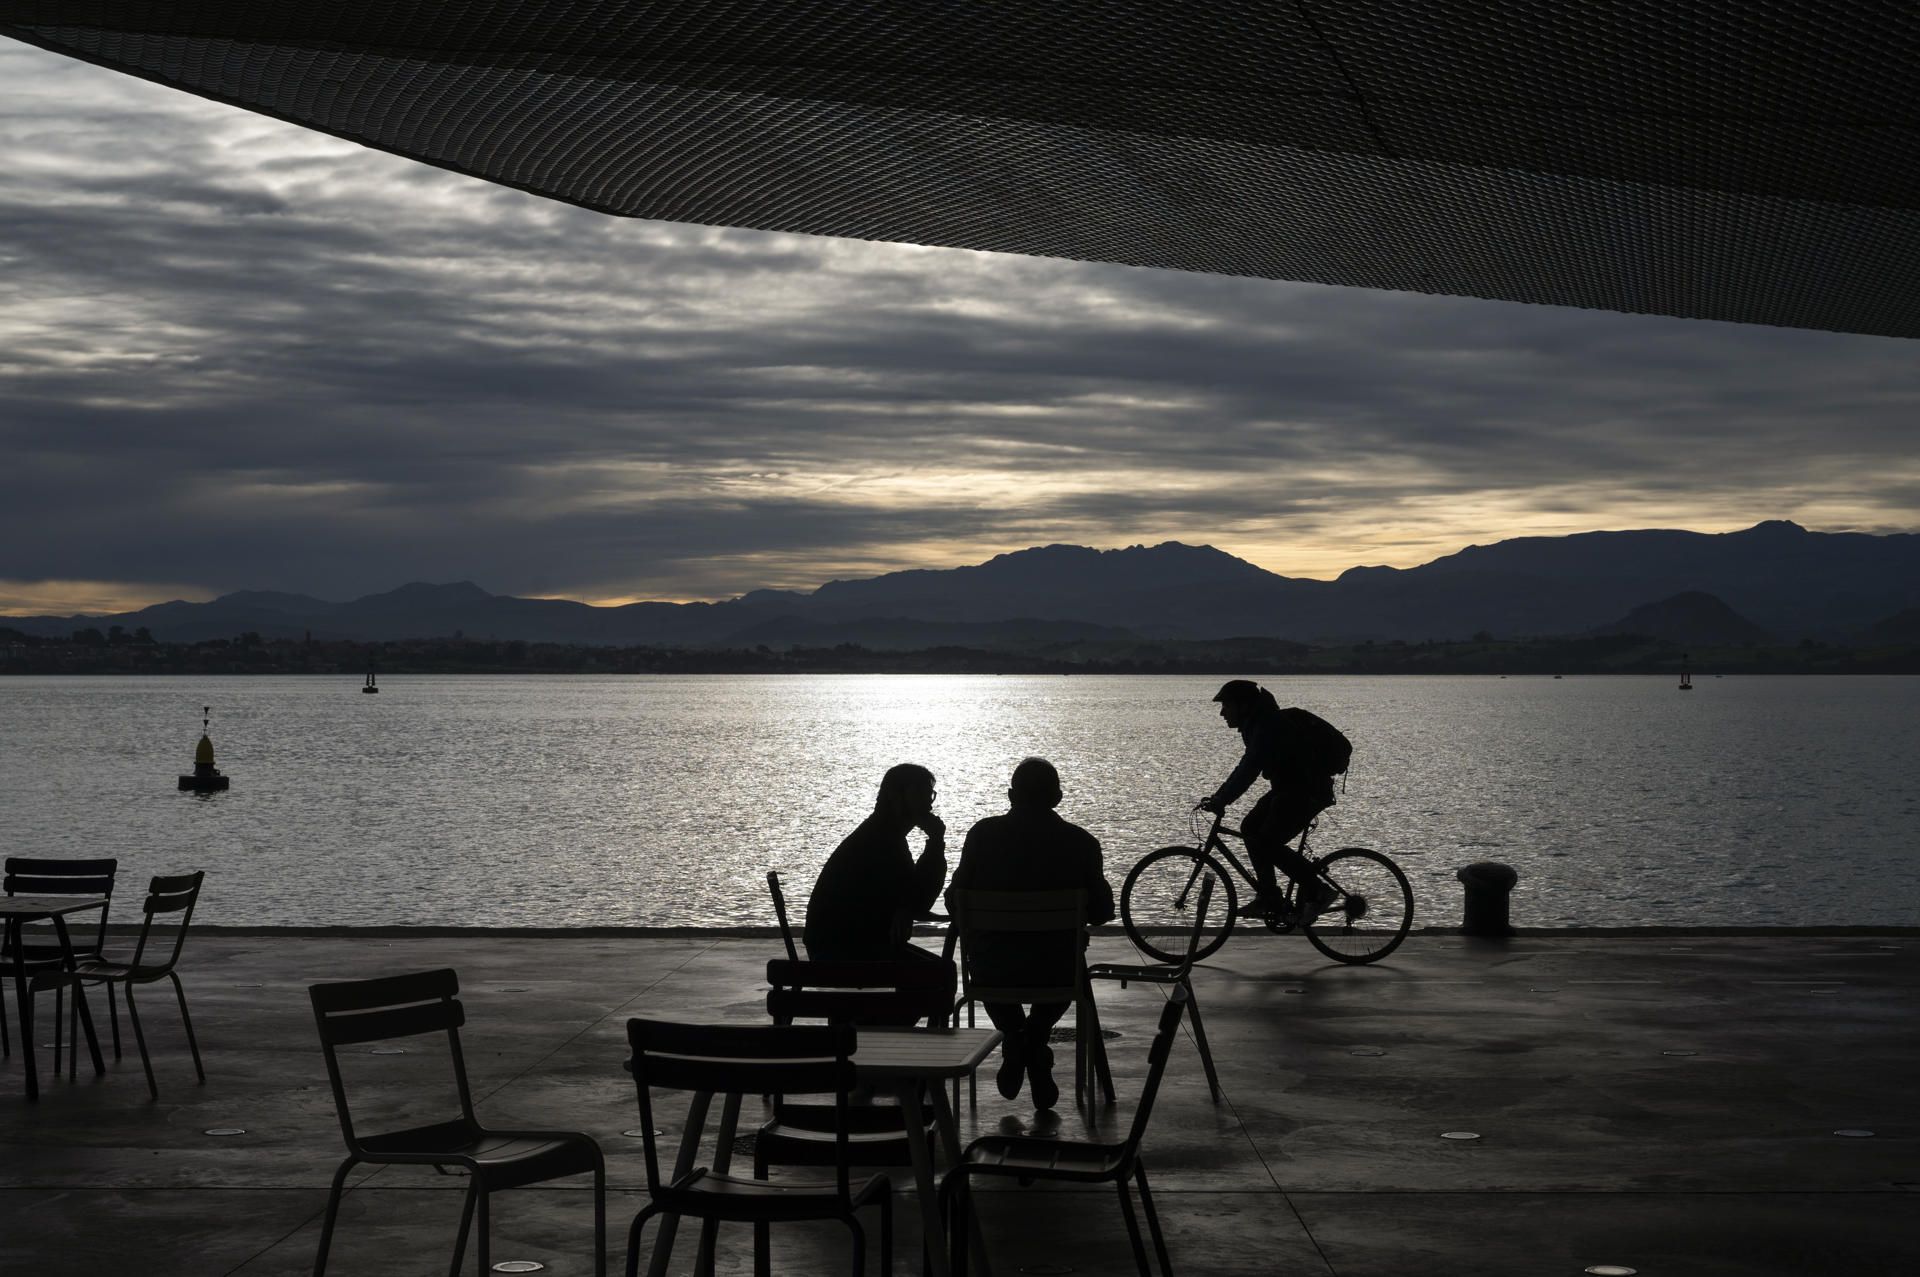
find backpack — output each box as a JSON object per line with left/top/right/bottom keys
{"left": 1274, "top": 706, "right": 1353, "bottom": 777}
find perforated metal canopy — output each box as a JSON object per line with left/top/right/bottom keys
{"left": 6, "top": 2, "right": 1920, "bottom": 336}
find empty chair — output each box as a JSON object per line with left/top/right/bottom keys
{"left": 1086, "top": 875, "right": 1220, "bottom": 1102}
{"left": 767, "top": 871, "right": 801, "bottom": 963}
{"left": 308, "top": 968, "right": 605, "bottom": 1277}
{"left": 59, "top": 871, "right": 205, "bottom": 1098}
{"left": 1, "top": 856, "right": 117, "bottom": 1060}
{"left": 625, "top": 1017, "right": 891, "bottom": 1277}
{"left": 939, "top": 986, "right": 1190, "bottom": 1277}
{"left": 947, "top": 887, "right": 1113, "bottom": 1108}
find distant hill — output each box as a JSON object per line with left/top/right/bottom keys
{"left": 1595, "top": 591, "right": 1774, "bottom": 645}
{"left": 4, "top": 522, "right": 1917, "bottom": 646}
{"left": 1859, "top": 607, "right": 1920, "bottom": 644}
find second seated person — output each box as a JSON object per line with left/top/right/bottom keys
{"left": 802, "top": 762, "right": 950, "bottom": 965}
{"left": 946, "top": 756, "right": 1115, "bottom": 1110}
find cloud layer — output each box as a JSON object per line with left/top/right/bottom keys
{"left": 3, "top": 41, "right": 1916, "bottom": 612}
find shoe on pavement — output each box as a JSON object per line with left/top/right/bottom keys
{"left": 996, "top": 1033, "right": 1027, "bottom": 1100}
{"left": 1027, "top": 1044, "right": 1060, "bottom": 1111}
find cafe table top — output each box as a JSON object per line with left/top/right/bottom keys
{"left": 849, "top": 1027, "right": 1001, "bottom": 1080}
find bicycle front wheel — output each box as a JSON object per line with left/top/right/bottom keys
{"left": 1304, "top": 847, "right": 1414, "bottom": 965}
{"left": 1120, "top": 847, "right": 1237, "bottom": 964}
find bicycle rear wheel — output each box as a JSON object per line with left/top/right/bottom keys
{"left": 1303, "top": 847, "right": 1414, "bottom": 965}
{"left": 1120, "top": 847, "right": 1237, "bottom": 964}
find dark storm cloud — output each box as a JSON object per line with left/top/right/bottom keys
{"left": 3, "top": 41, "right": 1916, "bottom": 609}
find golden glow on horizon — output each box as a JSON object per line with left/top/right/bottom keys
{"left": 0, "top": 579, "right": 215, "bottom": 617}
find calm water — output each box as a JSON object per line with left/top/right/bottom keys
{"left": 1, "top": 675, "right": 1915, "bottom": 928}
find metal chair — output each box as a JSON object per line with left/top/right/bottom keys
{"left": 947, "top": 887, "right": 1113, "bottom": 1108}
{"left": 309, "top": 968, "right": 606, "bottom": 1277}
{"left": 1, "top": 856, "right": 117, "bottom": 1060}
{"left": 939, "top": 986, "right": 1189, "bottom": 1277}
{"left": 59, "top": 871, "right": 205, "bottom": 1098}
{"left": 625, "top": 1017, "right": 892, "bottom": 1277}
{"left": 1086, "top": 875, "right": 1220, "bottom": 1102}
{"left": 766, "top": 870, "right": 801, "bottom": 963}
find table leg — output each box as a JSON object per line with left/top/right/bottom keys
{"left": 896, "top": 1082, "right": 949, "bottom": 1277}
{"left": 646, "top": 1090, "right": 713, "bottom": 1277}
{"left": 927, "top": 1083, "right": 992, "bottom": 1277}
{"left": 7, "top": 920, "right": 35, "bottom": 1102}
{"left": 51, "top": 918, "right": 104, "bottom": 1076}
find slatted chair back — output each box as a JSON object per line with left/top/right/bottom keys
{"left": 1121, "top": 985, "right": 1190, "bottom": 1160}
{"left": 309, "top": 968, "right": 475, "bottom": 1153}
{"left": 766, "top": 871, "right": 801, "bottom": 963}
{"left": 122, "top": 871, "right": 204, "bottom": 975}
{"left": 3, "top": 856, "right": 117, "bottom": 958}
{"left": 766, "top": 958, "right": 955, "bottom": 1028}
{"left": 948, "top": 888, "right": 1088, "bottom": 1006}
{"left": 626, "top": 1018, "right": 858, "bottom": 1197}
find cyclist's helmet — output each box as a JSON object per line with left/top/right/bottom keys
{"left": 1212, "top": 679, "right": 1261, "bottom": 704}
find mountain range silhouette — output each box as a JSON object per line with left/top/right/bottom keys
{"left": 5, "top": 521, "right": 1916, "bottom": 647}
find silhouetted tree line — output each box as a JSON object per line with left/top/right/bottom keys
{"left": 2, "top": 628, "right": 1918, "bottom": 675}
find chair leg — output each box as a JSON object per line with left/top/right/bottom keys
{"left": 878, "top": 1184, "right": 893, "bottom": 1277}
{"left": 314, "top": 1157, "right": 357, "bottom": 1276}
{"left": 845, "top": 1212, "right": 866, "bottom": 1277}
{"left": 53, "top": 983, "right": 65, "bottom": 1075}
{"left": 625, "top": 1205, "right": 661, "bottom": 1277}
{"left": 474, "top": 1186, "right": 491, "bottom": 1274}
{"left": 942, "top": 1172, "right": 969, "bottom": 1276}
{"left": 124, "top": 982, "right": 158, "bottom": 1100}
{"left": 106, "top": 980, "right": 122, "bottom": 1058}
{"left": 1114, "top": 1178, "right": 1151, "bottom": 1277}
{"left": 1182, "top": 983, "right": 1220, "bottom": 1104}
{"left": 1086, "top": 994, "right": 1115, "bottom": 1105}
{"left": 593, "top": 1159, "right": 608, "bottom": 1277}
{"left": 169, "top": 972, "right": 205, "bottom": 1082}
{"left": 450, "top": 1178, "right": 479, "bottom": 1277}
{"left": 1135, "top": 1164, "right": 1173, "bottom": 1277}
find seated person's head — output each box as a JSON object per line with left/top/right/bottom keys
{"left": 1008, "top": 756, "right": 1062, "bottom": 810}
{"left": 876, "top": 762, "right": 937, "bottom": 822}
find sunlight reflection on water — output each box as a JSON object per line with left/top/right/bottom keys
{"left": 2, "top": 674, "right": 1915, "bottom": 927}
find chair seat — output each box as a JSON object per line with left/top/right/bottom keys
{"left": 657, "top": 1167, "right": 891, "bottom": 1221}
{"left": 361, "top": 1122, "right": 600, "bottom": 1190}
{"left": 70, "top": 958, "right": 167, "bottom": 982}
{"left": 959, "top": 1135, "right": 1129, "bottom": 1182}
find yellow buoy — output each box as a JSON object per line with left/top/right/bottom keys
{"left": 179, "top": 705, "right": 230, "bottom": 792}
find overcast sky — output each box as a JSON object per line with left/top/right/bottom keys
{"left": 3, "top": 41, "right": 1916, "bottom": 616}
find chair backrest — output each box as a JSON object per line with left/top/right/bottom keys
{"left": 1121, "top": 985, "right": 1191, "bottom": 1162}
{"left": 308, "top": 968, "right": 476, "bottom": 1153}
{"left": 626, "top": 1018, "right": 858, "bottom": 1196}
{"left": 949, "top": 888, "right": 1087, "bottom": 1004}
{"left": 125, "top": 871, "right": 204, "bottom": 973}
{"left": 4, "top": 857, "right": 118, "bottom": 956}
{"left": 766, "top": 957, "right": 955, "bottom": 1028}
{"left": 767, "top": 870, "right": 800, "bottom": 963}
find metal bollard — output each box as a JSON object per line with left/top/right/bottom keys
{"left": 1455, "top": 861, "right": 1519, "bottom": 936}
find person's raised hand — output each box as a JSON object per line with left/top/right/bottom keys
{"left": 918, "top": 812, "right": 947, "bottom": 842}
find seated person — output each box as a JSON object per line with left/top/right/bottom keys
{"left": 946, "top": 756, "right": 1115, "bottom": 1109}
{"left": 803, "top": 762, "right": 949, "bottom": 967}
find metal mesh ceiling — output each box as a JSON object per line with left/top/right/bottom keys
{"left": 6, "top": 1, "right": 1920, "bottom": 336}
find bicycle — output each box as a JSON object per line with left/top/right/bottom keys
{"left": 1120, "top": 808, "right": 1414, "bottom": 965}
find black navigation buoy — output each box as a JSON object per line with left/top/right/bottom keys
{"left": 178, "top": 705, "right": 230, "bottom": 792}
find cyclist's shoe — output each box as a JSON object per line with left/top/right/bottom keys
{"left": 1234, "top": 892, "right": 1284, "bottom": 920}
{"left": 1298, "top": 881, "right": 1340, "bottom": 922}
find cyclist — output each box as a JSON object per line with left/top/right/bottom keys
{"left": 1200, "top": 679, "right": 1341, "bottom": 919}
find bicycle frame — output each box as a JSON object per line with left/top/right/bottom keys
{"left": 1173, "top": 812, "right": 1314, "bottom": 913}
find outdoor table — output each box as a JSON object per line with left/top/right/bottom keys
{"left": 1, "top": 895, "right": 108, "bottom": 1101}
{"left": 650, "top": 1025, "right": 1002, "bottom": 1277}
